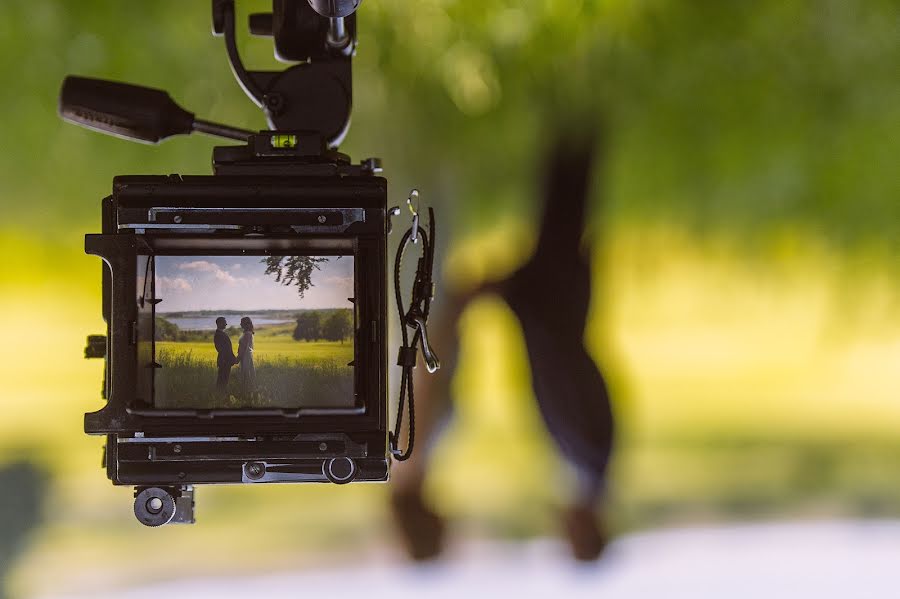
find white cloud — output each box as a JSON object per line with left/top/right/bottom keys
{"left": 178, "top": 260, "right": 218, "bottom": 272}
{"left": 323, "top": 275, "right": 354, "bottom": 289}
{"left": 157, "top": 276, "right": 192, "bottom": 293}
{"left": 178, "top": 260, "right": 246, "bottom": 286}
{"left": 213, "top": 269, "right": 238, "bottom": 284}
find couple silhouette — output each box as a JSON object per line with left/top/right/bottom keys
{"left": 213, "top": 316, "right": 256, "bottom": 395}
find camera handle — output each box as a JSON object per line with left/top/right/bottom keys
{"left": 390, "top": 194, "right": 439, "bottom": 461}
{"left": 59, "top": 1, "right": 359, "bottom": 150}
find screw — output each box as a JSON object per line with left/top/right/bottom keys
{"left": 317, "top": 215, "right": 327, "bottom": 224}
{"left": 319, "top": 442, "right": 327, "bottom": 451}
{"left": 173, "top": 444, "right": 181, "bottom": 453}
{"left": 264, "top": 93, "right": 285, "bottom": 115}
{"left": 246, "top": 462, "right": 265, "bottom": 479}
{"left": 173, "top": 215, "right": 183, "bottom": 224}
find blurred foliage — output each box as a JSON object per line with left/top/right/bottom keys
{"left": 0, "top": 0, "right": 897, "bottom": 254}
{"left": 358, "top": 0, "right": 900, "bottom": 249}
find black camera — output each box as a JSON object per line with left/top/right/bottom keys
{"left": 61, "top": 0, "right": 437, "bottom": 526}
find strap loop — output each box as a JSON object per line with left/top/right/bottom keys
{"left": 389, "top": 203, "right": 438, "bottom": 461}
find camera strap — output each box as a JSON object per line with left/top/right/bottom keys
{"left": 390, "top": 198, "right": 439, "bottom": 461}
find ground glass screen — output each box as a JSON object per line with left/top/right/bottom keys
{"left": 144, "top": 255, "right": 355, "bottom": 409}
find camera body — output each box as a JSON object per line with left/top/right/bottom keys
{"left": 85, "top": 137, "right": 390, "bottom": 524}
{"left": 62, "top": 1, "right": 437, "bottom": 526}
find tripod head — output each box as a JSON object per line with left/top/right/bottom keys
{"left": 60, "top": 0, "right": 361, "bottom": 151}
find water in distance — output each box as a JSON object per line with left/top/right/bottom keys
{"left": 162, "top": 315, "right": 293, "bottom": 331}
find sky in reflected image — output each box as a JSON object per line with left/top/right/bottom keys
{"left": 152, "top": 255, "right": 353, "bottom": 312}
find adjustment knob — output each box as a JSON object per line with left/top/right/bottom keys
{"left": 323, "top": 457, "right": 357, "bottom": 484}
{"left": 134, "top": 487, "right": 176, "bottom": 527}
{"left": 306, "top": 0, "right": 361, "bottom": 18}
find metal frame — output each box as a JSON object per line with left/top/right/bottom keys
{"left": 86, "top": 174, "right": 389, "bottom": 488}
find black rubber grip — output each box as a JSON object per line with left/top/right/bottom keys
{"left": 59, "top": 76, "right": 195, "bottom": 144}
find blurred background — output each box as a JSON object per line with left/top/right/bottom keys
{"left": 0, "top": 0, "right": 898, "bottom": 597}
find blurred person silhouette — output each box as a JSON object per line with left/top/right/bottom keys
{"left": 0, "top": 461, "right": 46, "bottom": 599}
{"left": 214, "top": 317, "right": 237, "bottom": 393}
{"left": 237, "top": 316, "right": 256, "bottom": 394}
{"left": 390, "top": 130, "right": 615, "bottom": 561}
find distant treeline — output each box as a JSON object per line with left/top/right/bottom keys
{"left": 293, "top": 309, "right": 352, "bottom": 343}
{"left": 154, "top": 309, "right": 353, "bottom": 343}
{"left": 154, "top": 317, "right": 225, "bottom": 342}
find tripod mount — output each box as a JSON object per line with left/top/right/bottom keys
{"left": 60, "top": 0, "right": 363, "bottom": 155}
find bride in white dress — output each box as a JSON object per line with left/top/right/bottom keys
{"left": 237, "top": 316, "right": 256, "bottom": 395}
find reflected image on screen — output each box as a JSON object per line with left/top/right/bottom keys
{"left": 147, "top": 255, "right": 355, "bottom": 410}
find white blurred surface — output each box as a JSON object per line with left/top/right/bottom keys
{"left": 45, "top": 520, "right": 887, "bottom": 599}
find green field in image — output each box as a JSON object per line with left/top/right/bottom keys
{"left": 155, "top": 324, "right": 355, "bottom": 409}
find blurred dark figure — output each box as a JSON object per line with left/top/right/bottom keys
{"left": 214, "top": 316, "right": 237, "bottom": 393}
{"left": 0, "top": 461, "right": 46, "bottom": 599}
{"left": 391, "top": 131, "right": 614, "bottom": 561}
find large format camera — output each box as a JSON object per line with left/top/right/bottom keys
{"left": 60, "top": 0, "right": 437, "bottom": 526}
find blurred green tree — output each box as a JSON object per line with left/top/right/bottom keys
{"left": 0, "top": 0, "right": 894, "bottom": 256}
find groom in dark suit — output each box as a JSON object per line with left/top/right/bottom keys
{"left": 214, "top": 317, "right": 237, "bottom": 393}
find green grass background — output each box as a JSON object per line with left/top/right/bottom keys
{"left": 3, "top": 230, "right": 898, "bottom": 597}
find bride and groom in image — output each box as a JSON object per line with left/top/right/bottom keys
{"left": 214, "top": 316, "right": 255, "bottom": 395}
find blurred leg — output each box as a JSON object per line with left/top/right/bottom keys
{"left": 389, "top": 290, "right": 467, "bottom": 560}
{"left": 561, "top": 465, "right": 609, "bottom": 561}
{"left": 498, "top": 129, "right": 615, "bottom": 561}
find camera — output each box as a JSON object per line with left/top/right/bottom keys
{"left": 61, "top": 0, "right": 437, "bottom": 526}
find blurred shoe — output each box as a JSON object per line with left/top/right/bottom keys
{"left": 562, "top": 503, "right": 608, "bottom": 562}
{"left": 389, "top": 489, "right": 445, "bottom": 561}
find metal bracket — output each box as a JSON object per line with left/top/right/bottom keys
{"left": 407, "top": 189, "right": 420, "bottom": 243}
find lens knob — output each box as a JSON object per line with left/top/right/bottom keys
{"left": 134, "top": 487, "right": 176, "bottom": 527}
{"left": 323, "top": 457, "right": 356, "bottom": 484}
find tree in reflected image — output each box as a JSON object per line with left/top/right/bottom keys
{"left": 322, "top": 310, "right": 352, "bottom": 343}
{"left": 293, "top": 311, "right": 323, "bottom": 341}
{"left": 262, "top": 256, "right": 327, "bottom": 298}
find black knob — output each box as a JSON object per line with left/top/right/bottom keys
{"left": 324, "top": 457, "right": 356, "bottom": 484}
{"left": 84, "top": 334, "right": 106, "bottom": 359}
{"left": 306, "top": 0, "right": 361, "bottom": 18}
{"left": 134, "top": 488, "right": 176, "bottom": 527}
{"left": 59, "top": 77, "right": 195, "bottom": 144}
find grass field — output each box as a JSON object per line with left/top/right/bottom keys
{"left": 2, "top": 226, "right": 900, "bottom": 598}
{"left": 155, "top": 324, "right": 355, "bottom": 409}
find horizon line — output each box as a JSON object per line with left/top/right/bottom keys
{"left": 157, "top": 307, "right": 351, "bottom": 314}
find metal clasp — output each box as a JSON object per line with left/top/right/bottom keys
{"left": 406, "top": 311, "right": 440, "bottom": 373}
{"left": 407, "top": 189, "right": 420, "bottom": 243}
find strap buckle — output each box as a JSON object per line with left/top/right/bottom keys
{"left": 407, "top": 189, "right": 420, "bottom": 243}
